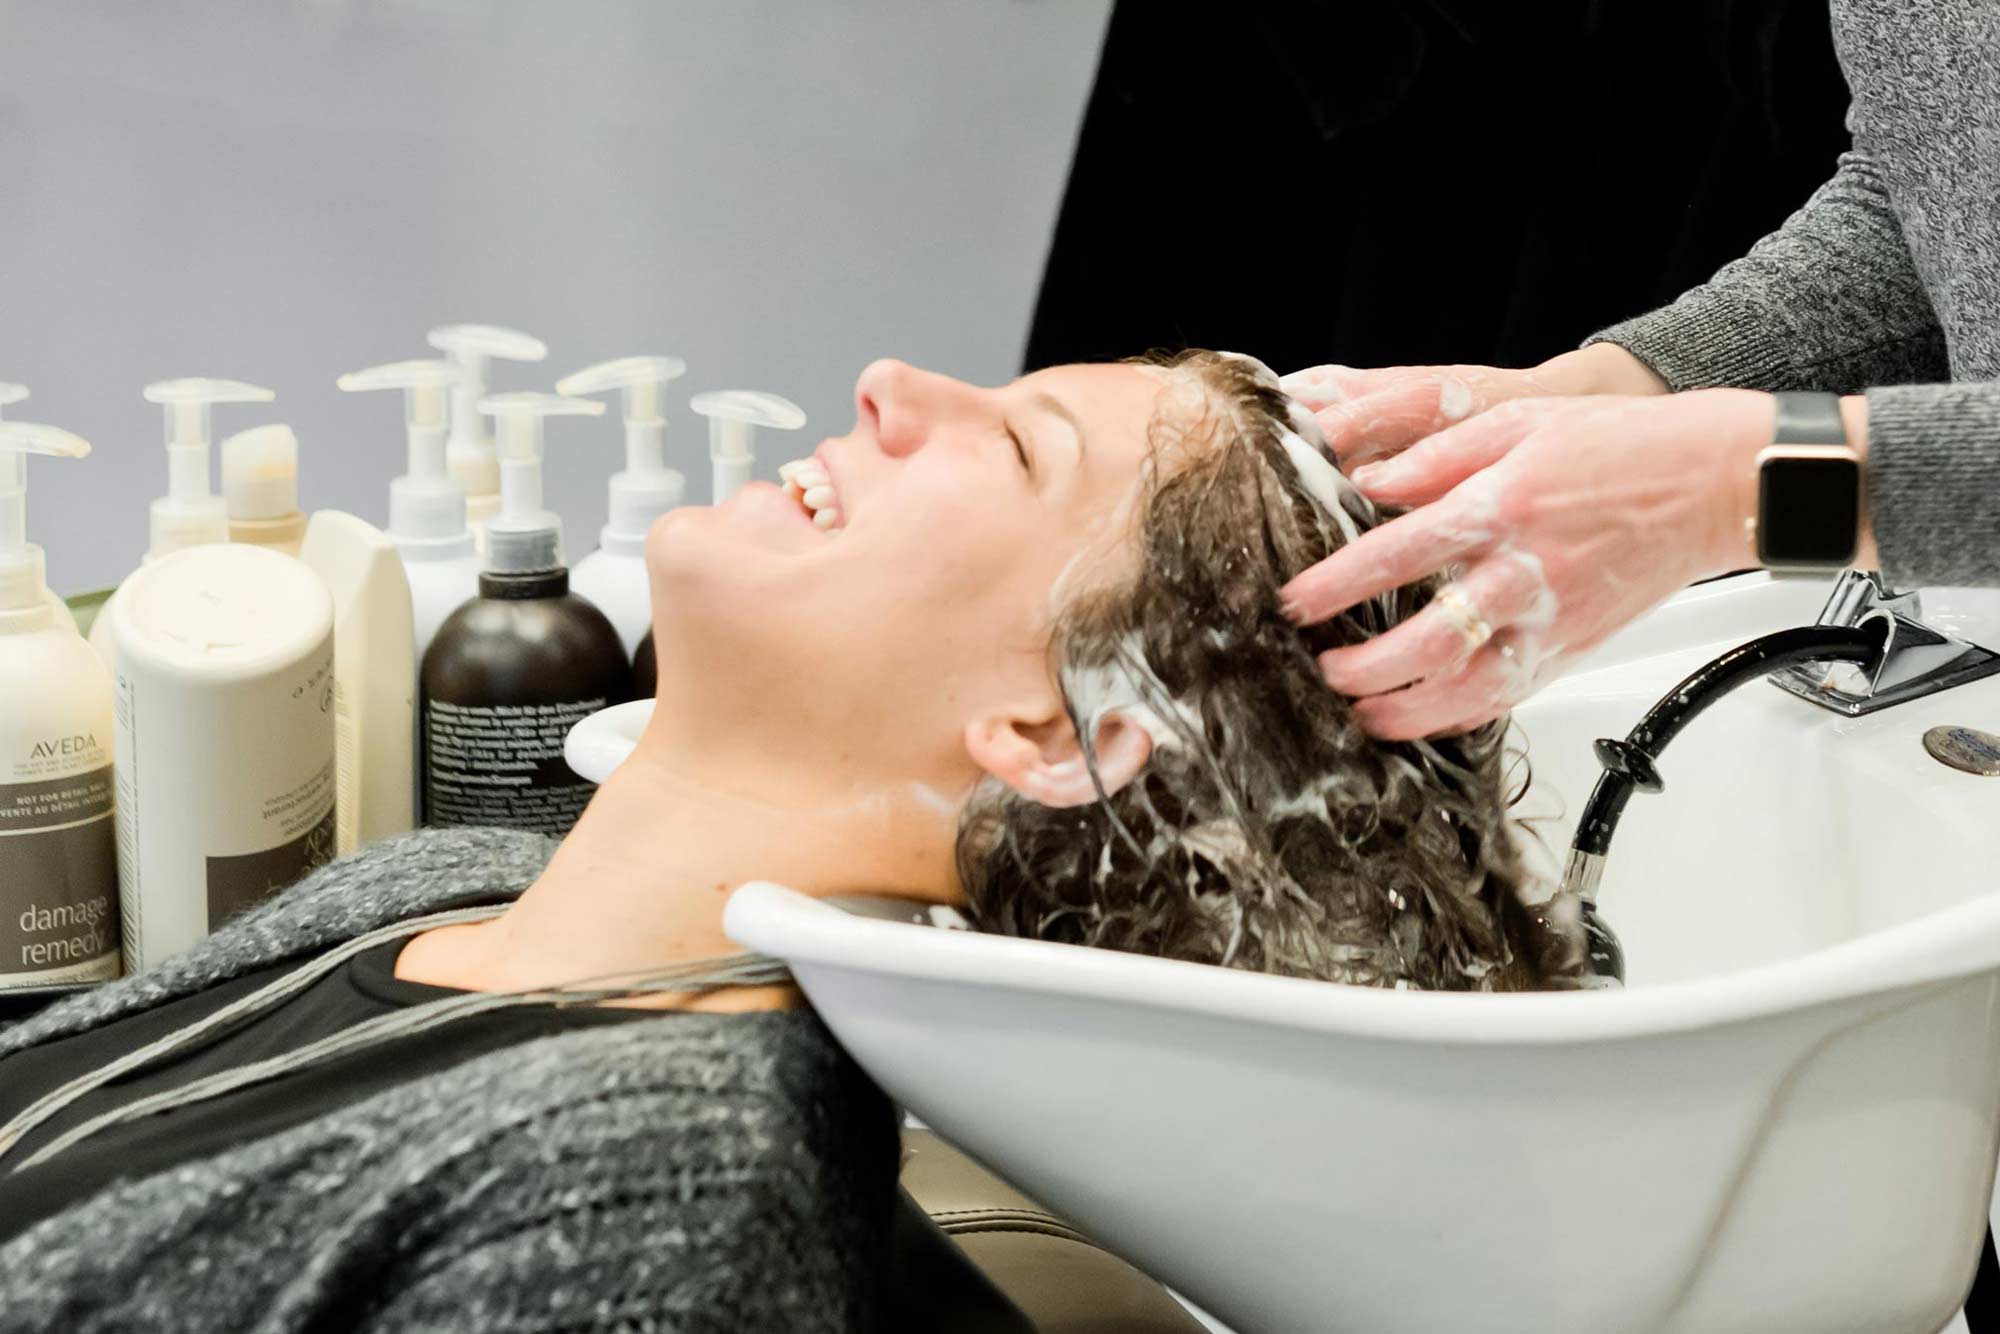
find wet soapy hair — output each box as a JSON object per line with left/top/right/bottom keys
{"left": 956, "top": 351, "right": 1587, "bottom": 991}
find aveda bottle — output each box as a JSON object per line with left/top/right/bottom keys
{"left": 89, "top": 378, "right": 276, "bottom": 666}
{"left": 113, "top": 544, "right": 335, "bottom": 972}
{"left": 425, "top": 324, "right": 546, "bottom": 552}
{"left": 554, "top": 354, "right": 689, "bottom": 657}
{"left": 0, "top": 423, "right": 120, "bottom": 991}
{"left": 336, "top": 358, "right": 482, "bottom": 656}
{"left": 222, "top": 423, "right": 307, "bottom": 555}
{"left": 422, "top": 392, "right": 632, "bottom": 836}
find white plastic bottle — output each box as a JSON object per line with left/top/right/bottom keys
{"left": 0, "top": 422, "right": 120, "bottom": 991}
{"left": 425, "top": 324, "right": 547, "bottom": 552}
{"left": 555, "top": 354, "right": 689, "bottom": 656}
{"left": 691, "top": 389, "right": 807, "bottom": 505}
{"left": 113, "top": 544, "right": 335, "bottom": 973}
{"left": 336, "top": 358, "right": 481, "bottom": 657}
{"left": 222, "top": 423, "right": 307, "bottom": 555}
{"left": 89, "top": 377, "right": 276, "bottom": 665}
{"left": 300, "top": 510, "right": 415, "bottom": 855}
{"left": 0, "top": 383, "right": 77, "bottom": 635}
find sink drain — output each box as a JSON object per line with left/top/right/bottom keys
{"left": 1923, "top": 725, "right": 2000, "bottom": 776}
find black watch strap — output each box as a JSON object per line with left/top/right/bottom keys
{"left": 1772, "top": 391, "right": 1847, "bottom": 445}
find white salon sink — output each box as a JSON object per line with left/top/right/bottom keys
{"left": 719, "top": 572, "right": 2000, "bottom": 1334}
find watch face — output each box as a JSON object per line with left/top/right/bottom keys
{"left": 1759, "top": 454, "right": 1861, "bottom": 564}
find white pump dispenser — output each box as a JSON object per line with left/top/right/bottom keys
{"left": 0, "top": 384, "right": 76, "bottom": 632}
{"left": 691, "top": 390, "right": 807, "bottom": 505}
{"left": 337, "top": 358, "right": 480, "bottom": 655}
{"left": 425, "top": 324, "right": 547, "bottom": 544}
{"left": 0, "top": 421, "right": 121, "bottom": 991}
{"left": 554, "top": 354, "right": 689, "bottom": 655}
{"left": 141, "top": 378, "right": 275, "bottom": 557}
{"left": 478, "top": 391, "right": 605, "bottom": 574}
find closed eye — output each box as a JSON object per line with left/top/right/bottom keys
{"left": 1005, "top": 422, "right": 1033, "bottom": 478}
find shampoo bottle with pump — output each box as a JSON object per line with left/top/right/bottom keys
{"left": 555, "top": 354, "right": 689, "bottom": 656}
{"left": 336, "top": 358, "right": 480, "bottom": 656}
{"left": 425, "top": 324, "right": 547, "bottom": 551}
{"left": 0, "top": 423, "right": 121, "bottom": 992}
{"left": 89, "top": 378, "right": 275, "bottom": 666}
{"left": 692, "top": 389, "right": 807, "bottom": 505}
{"left": 422, "top": 392, "right": 632, "bottom": 836}
{"left": 0, "top": 383, "right": 76, "bottom": 635}
{"left": 222, "top": 423, "right": 307, "bottom": 555}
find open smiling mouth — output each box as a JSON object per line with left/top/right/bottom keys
{"left": 778, "top": 458, "right": 846, "bottom": 532}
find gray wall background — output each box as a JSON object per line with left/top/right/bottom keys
{"left": 0, "top": 0, "right": 1111, "bottom": 593}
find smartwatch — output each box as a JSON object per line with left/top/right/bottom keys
{"left": 1754, "top": 391, "right": 1864, "bottom": 569}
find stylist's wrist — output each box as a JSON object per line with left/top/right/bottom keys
{"left": 1535, "top": 343, "right": 1671, "bottom": 398}
{"left": 1712, "top": 391, "right": 1878, "bottom": 573}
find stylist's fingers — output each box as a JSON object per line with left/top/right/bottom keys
{"left": 1279, "top": 498, "right": 1492, "bottom": 627}
{"left": 1350, "top": 631, "right": 1547, "bottom": 741}
{"left": 1348, "top": 399, "right": 1543, "bottom": 509}
{"left": 1277, "top": 364, "right": 1373, "bottom": 412}
{"left": 1309, "top": 378, "right": 1481, "bottom": 467}
{"left": 1314, "top": 549, "right": 1555, "bottom": 698}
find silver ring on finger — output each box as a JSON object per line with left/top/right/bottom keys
{"left": 1433, "top": 582, "right": 1495, "bottom": 656}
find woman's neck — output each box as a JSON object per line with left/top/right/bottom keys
{"left": 397, "top": 741, "right": 966, "bottom": 1010}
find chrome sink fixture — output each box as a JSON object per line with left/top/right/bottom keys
{"left": 1771, "top": 569, "right": 2000, "bottom": 715}
{"left": 714, "top": 572, "right": 2000, "bottom": 1334}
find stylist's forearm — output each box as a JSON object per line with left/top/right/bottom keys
{"left": 1534, "top": 343, "right": 1671, "bottom": 398}
{"left": 1711, "top": 393, "right": 1881, "bottom": 573}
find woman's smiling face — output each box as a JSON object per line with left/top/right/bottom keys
{"left": 644, "top": 359, "right": 1165, "bottom": 790}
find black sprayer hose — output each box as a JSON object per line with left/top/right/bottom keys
{"left": 1570, "top": 620, "right": 1892, "bottom": 858}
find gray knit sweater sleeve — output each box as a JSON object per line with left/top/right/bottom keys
{"left": 1585, "top": 147, "right": 1949, "bottom": 394}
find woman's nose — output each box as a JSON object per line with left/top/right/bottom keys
{"left": 853, "top": 358, "right": 981, "bottom": 459}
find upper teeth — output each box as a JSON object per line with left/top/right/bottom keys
{"left": 779, "top": 459, "right": 843, "bottom": 531}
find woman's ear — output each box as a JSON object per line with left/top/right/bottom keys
{"left": 964, "top": 708, "right": 1153, "bottom": 808}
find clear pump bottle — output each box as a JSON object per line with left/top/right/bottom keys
{"left": 89, "top": 378, "right": 275, "bottom": 665}
{"left": 337, "top": 358, "right": 481, "bottom": 657}
{"left": 0, "top": 422, "right": 121, "bottom": 991}
{"left": 424, "top": 324, "right": 547, "bottom": 551}
{"left": 0, "top": 382, "right": 76, "bottom": 634}
{"left": 421, "top": 391, "right": 633, "bottom": 836}
{"left": 555, "top": 354, "right": 689, "bottom": 656}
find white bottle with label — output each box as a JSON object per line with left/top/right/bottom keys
{"left": 425, "top": 324, "right": 547, "bottom": 553}
{"left": 555, "top": 354, "right": 689, "bottom": 657}
{"left": 0, "top": 423, "right": 120, "bottom": 992}
{"left": 300, "top": 510, "right": 416, "bottom": 855}
{"left": 113, "top": 543, "right": 336, "bottom": 973}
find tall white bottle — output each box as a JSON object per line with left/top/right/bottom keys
{"left": 425, "top": 324, "right": 547, "bottom": 553}
{"left": 336, "top": 358, "right": 481, "bottom": 657}
{"left": 89, "top": 377, "right": 276, "bottom": 665}
{"left": 301, "top": 510, "right": 416, "bottom": 855}
{"left": 113, "top": 544, "right": 335, "bottom": 973}
{"left": 0, "top": 423, "right": 120, "bottom": 991}
{"left": 555, "top": 354, "right": 689, "bottom": 656}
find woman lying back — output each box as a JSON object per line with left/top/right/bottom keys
{"left": 0, "top": 350, "right": 1588, "bottom": 1333}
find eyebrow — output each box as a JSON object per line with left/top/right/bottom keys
{"left": 1029, "top": 391, "right": 1086, "bottom": 468}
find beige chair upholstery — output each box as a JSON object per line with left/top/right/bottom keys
{"left": 901, "top": 1129, "right": 1209, "bottom": 1334}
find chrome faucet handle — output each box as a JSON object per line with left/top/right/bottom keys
{"left": 1814, "top": 569, "right": 1923, "bottom": 630}
{"left": 1775, "top": 569, "right": 2000, "bottom": 714}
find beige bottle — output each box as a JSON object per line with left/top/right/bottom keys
{"left": 223, "top": 423, "right": 308, "bottom": 555}
{"left": 0, "top": 423, "right": 120, "bottom": 991}
{"left": 113, "top": 543, "right": 335, "bottom": 973}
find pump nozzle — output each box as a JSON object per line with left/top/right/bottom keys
{"left": 426, "top": 325, "right": 548, "bottom": 504}
{"left": 338, "top": 358, "right": 474, "bottom": 552}
{"left": 0, "top": 384, "right": 27, "bottom": 420}
{"left": 555, "top": 354, "right": 690, "bottom": 554}
{"left": 140, "top": 378, "right": 275, "bottom": 557}
{"left": 0, "top": 422, "right": 89, "bottom": 614}
{"left": 689, "top": 390, "right": 806, "bottom": 505}
{"left": 477, "top": 391, "right": 605, "bottom": 574}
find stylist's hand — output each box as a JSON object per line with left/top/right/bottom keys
{"left": 1282, "top": 344, "right": 1668, "bottom": 467}
{"left": 1281, "top": 389, "right": 1784, "bottom": 740}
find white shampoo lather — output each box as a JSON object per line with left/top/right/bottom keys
{"left": 555, "top": 354, "right": 689, "bottom": 656}
{"left": 425, "top": 324, "right": 547, "bottom": 549}
{"left": 336, "top": 358, "right": 480, "bottom": 656}
{"left": 89, "top": 377, "right": 276, "bottom": 665}
{"left": 692, "top": 389, "right": 807, "bottom": 505}
{"left": 0, "top": 422, "right": 120, "bottom": 992}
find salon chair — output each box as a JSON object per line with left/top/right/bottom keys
{"left": 895, "top": 1128, "right": 1207, "bottom": 1333}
